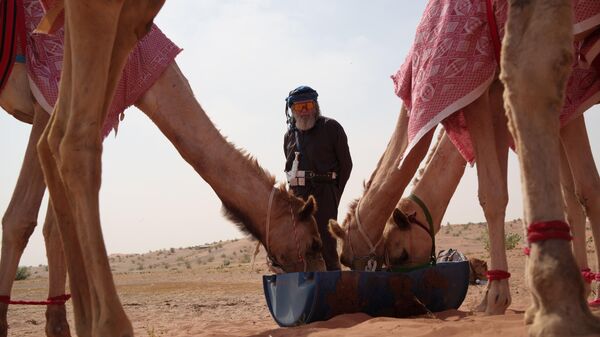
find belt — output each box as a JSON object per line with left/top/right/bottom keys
{"left": 287, "top": 170, "right": 337, "bottom": 186}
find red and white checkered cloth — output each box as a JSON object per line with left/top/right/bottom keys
{"left": 24, "top": 0, "right": 181, "bottom": 137}
{"left": 393, "top": 0, "right": 600, "bottom": 164}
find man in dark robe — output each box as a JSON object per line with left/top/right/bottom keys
{"left": 284, "top": 85, "right": 352, "bottom": 270}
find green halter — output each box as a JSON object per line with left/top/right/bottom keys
{"left": 389, "top": 193, "right": 437, "bottom": 273}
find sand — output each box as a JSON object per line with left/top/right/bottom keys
{"left": 7, "top": 220, "right": 600, "bottom": 336}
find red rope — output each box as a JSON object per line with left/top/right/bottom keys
{"left": 0, "top": 294, "right": 70, "bottom": 305}
{"left": 486, "top": 269, "right": 511, "bottom": 281}
{"left": 523, "top": 246, "right": 531, "bottom": 256}
{"left": 582, "top": 268, "right": 596, "bottom": 283}
{"left": 527, "top": 221, "right": 572, "bottom": 243}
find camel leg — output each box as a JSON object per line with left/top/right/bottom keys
{"left": 43, "top": 201, "right": 71, "bottom": 337}
{"left": 37, "top": 1, "right": 164, "bottom": 336}
{"left": 502, "top": 0, "right": 600, "bottom": 335}
{"left": 560, "top": 116, "right": 600, "bottom": 302}
{"left": 558, "top": 141, "right": 588, "bottom": 269}
{"left": 38, "top": 105, "right": 94, "bottom": 336}
{"left": 464, "top": 86, "right": 510, "bottom": 315}
{"left": 0, "top": 105, "right": 49, "bottom": 337}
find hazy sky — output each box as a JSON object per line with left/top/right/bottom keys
{"left": 1, "top": 1, "right": 599, "bottom": 266}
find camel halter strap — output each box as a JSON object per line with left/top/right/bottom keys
{"left": 265, "top": 186, "right": 277, "bottom": 251}
{"left": 0, "top": 294, "right": 71, "bottom": 306}
{"left": 388, "top": 194, "right": 436, "bottom": 273}
{"left": 251, "top": 187, "right": 278, "bottom": 272}
{"left": 263, "top": 187, "right": 306, "bottom": 273}
{"left": 407, "top": 194, "right": 436, "bottom": 265}
{"left": 353, "top": 200, "right": 384, "bottom": 272}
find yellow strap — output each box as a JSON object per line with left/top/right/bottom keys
{"left": 35, "top": 0, "right": 64, "bottom": 34}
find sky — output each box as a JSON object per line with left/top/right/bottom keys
{"left": 1, "top": 1, "right": 599, "bottom": 266}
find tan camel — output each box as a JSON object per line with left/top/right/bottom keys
{"left": 1, "top": 54, "right": 325, "bottom": 337}
{"left": 0, "top": 63, "right": 69, "bottom": 337}
{"left": 330, "top": 77, "right": 513, "bottom": 315}
{"left": 1, "top": 2, "right": 326, "bottom": 336}
{"left": 501, "top": 1, "right": 600, "bottom": 335}
{"left": 373, "top": 113, "right": 598, "bottom": 308}
{"left": 329, "top": 0, "right": 600, "bottom": 317}
{"left": 328, "top": 105, "right": 433, "bottom": 271}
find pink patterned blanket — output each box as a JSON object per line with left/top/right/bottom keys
{"left": 23, "top": 0, "right": 181, "bottom": 137}
{"left": 393, "top": 0, "right": 600, "bottom": 163}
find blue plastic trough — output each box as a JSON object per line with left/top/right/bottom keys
{"left": 263, "top": 260, "right": 470, "bottom": 327}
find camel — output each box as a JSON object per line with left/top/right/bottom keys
{"left": 500, "top": 0, "right": 600, "bottom": 335}
{"left": 329, "top": 0, "right": 600, "bottom": 317}
{"left": 367, "top": 113, "right": 599, "bottom": 308}
{"left": 1, "top": 1, "right": 326, "bottom": 336}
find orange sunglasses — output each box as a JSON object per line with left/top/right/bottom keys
{"left": 291, "top": 100, "right": 316, "bottom": 113}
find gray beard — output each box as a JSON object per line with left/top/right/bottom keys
{"left": 295, "top": 115, "right": 316, "bottom": 131}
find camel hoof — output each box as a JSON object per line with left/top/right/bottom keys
{"left": 524, "top": 305, "right": 536, "bottom": 325}
{"left": 45, "top": 305, "right": 71, "bottom": 337}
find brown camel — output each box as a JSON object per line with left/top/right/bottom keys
{"left": 330, "top": 62, "right": 514, "bottom": 315}
{"left": 367, "top": 114, "right": 599, "bottom": 309}
{"left": 1, "top": 1, "right": 326, "bottom": 336}
{"left": 502, "top": 1, "right": 600, "bottom": 334}
{"left": 329, "top": 0, "right": 600, "bottom": 318}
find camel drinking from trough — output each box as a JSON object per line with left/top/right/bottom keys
{"left": 0, "top": 1, "right": 325, "bottom": 336}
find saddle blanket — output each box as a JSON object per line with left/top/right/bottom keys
{"left": 393, "top": 0, "right": 600, "bottom": 163}
{"left": 23, "top": 0, "right": 181, "bottom": 137}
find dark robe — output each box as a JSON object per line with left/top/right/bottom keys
{"left": 284, "top": 116, "right": 352, "bottom": 270}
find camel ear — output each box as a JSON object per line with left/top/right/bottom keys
{"left": 328, "top": 219, "right": 346, "bottom": 240}
{"left": 298, "top": 195, "right": 317, "bottom": 221}
{"left": 392, "top": 208, "right": 411, "bottom": 230}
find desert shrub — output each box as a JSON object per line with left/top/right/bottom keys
{"left": 223, "top": 259, "right": 231, "bottom": 267}
{"left": 170, "top": 248, "right": 175, "bottom": 253}
{"left": 185, "top": 262, "right": 191, "bottom": 269}
{"left": 241, "top": 254, "right": 251, "bottom": 263}
{"left": 15, "top": 266, "right": 30, "bottom": 280}
{"left": 481, "top": 230, "right": 522, "bottom": 252}
{"left": 504, "top": 233, "right": 522, "bottom": 250}
{"left": 220, "top": 253, "right": 226, "bottom": 258}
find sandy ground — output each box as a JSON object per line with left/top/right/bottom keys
{"left": 7, "top": 220, "right": 600, "bottom": 336}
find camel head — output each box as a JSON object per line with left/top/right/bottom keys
{"left": 383, "top": 198, "right": 436, "bottom": 270}
{"left": 0, "top": 62, "right": 35, "bottom": 124}
{"left": 265, "top": 191, "right": 326, "bottom": 272}
{"left": 223, "top": 186, "right": 326, "bottom": 273}
{"left": 328, "top": 199, "right": 386, "bottom": 271}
